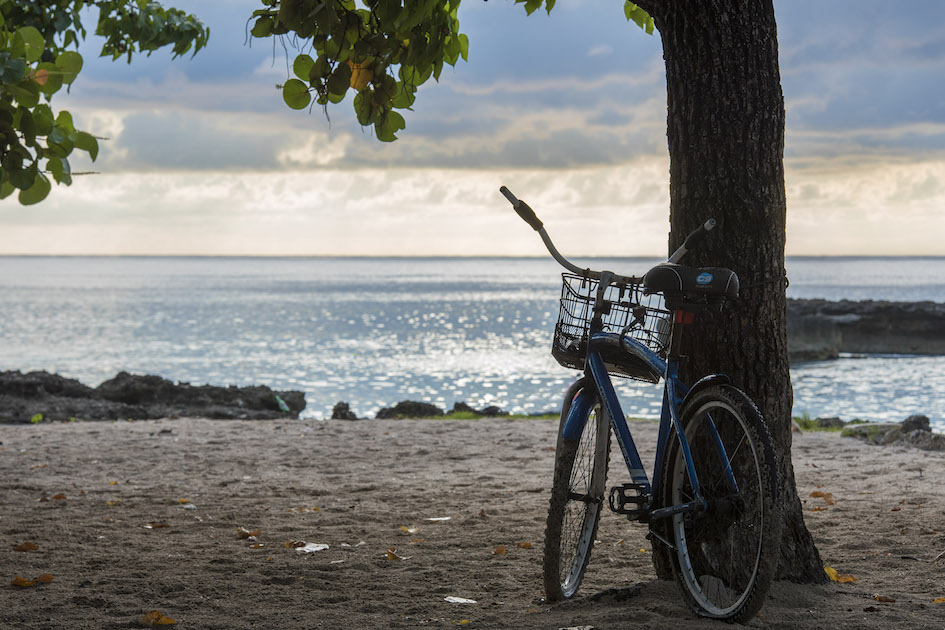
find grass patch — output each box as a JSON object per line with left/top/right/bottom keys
{"left": 437, "top": 411, "right": 559, "bottom": 420}
{"left": 794, "top": 414, "right": 870, "bottom": 432}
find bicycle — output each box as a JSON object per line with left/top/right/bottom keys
{"left": 499, "top": 186, "right": 782, "bottom": 622}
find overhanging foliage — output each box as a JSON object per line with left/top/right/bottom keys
{"left": 0, "top": 0, "right": 209, "bottom": 205}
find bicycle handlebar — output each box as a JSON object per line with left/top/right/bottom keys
{"left": 500, "top": 185, "right": 543, "bottom": 231}
{"left": 668, "top": 219, "right": 716, "bottom": 264}
{"left": 499, "top": 185, "right": 715, "bottom": 284}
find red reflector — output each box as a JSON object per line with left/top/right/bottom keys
{"left": 674, "top": 311, "right": 695, "bottom": 324}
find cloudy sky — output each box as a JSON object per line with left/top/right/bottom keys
{"left": 2, "top": 0, "right": 944, "bottom": 256}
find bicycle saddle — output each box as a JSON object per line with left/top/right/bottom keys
{"left": 643, "top": 263, "right": 739, "bottom": 311}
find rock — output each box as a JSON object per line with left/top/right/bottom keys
{"left": 451, "top": 402, "right": 478, "bottom": 415}
{"left": 787, "top": 299, "right": 945, "bottom": 362}
{"left": 0, "top": 370, "right": 305, "bottom": 423}
{"left": 903, "top": 430, "right": 945, "bottom": 451}
{"left": 841, "top": 416, "right": 944, "bottom": 451}
{"left": 902, "top": 415, "right": 931, "bottom": 433}
{"left": 840, "top": 422, "right": 902, "bottom": 443}
{"left": 814, "top": 416, "right": 846, "bottom": 429}
{"left": 331, "top": 402, "right": 359, "bottom": 420}
{"left": 0, "top": 370, "right": 94, "bottom": 399}
{"left": 448, "top": 402, "right": 508, "bottom": 417}
{"left": 375, "top": 401, "right": 444, "bottom": 419}
{"left": 478, "top": 405, "right": 508, "bottom": 417}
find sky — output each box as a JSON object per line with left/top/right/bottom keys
{"left": 2, "top": 0, "right": 945, "bottom": 256}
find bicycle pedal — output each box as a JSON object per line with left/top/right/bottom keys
{"left": 608, "top": 484, "right": 650, "bottom": 518}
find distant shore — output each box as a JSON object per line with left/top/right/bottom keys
{"left": 788, "top": 298, "right": 945, "bottom": 361}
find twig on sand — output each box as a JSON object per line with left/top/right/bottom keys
{"left": 931, "top": 548, "right": 945, "bottom": 563}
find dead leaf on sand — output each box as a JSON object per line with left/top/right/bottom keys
{"left": 235, "top": 527, "right": 261, "bottom": 539}
{"left": 14, "top": 541, "right": 39, "bottom": 552}
{"left": 385, "top": 547, "right": 408, "bottom": 561}
{"left": 10, "top": 574, "right": 53, "bottom": 587}
{"left": 141, "top": 610, "right": 176, "bottom": 626}
{"left": 824, "top": 565, "right": 857, "bottom": 583}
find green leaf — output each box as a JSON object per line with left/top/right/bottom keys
{"left": 327, "top": 62, "right": 352, "bottom": 96}
{"left": 624, "top": 2, "right": 655, "bottom": 34}
{"left": 293, "top": 54, "right": 314, "bottom": 81}
{"left": 47, "top": 126, "right": 74, "bottom": 158}
{"left": 251, "top": 17, "right": 273, "bottom": 38}
{"left": 375, "top": 109, "right": 406, "bottom": 142}
{"left": 47, "top": 156, "right": 68, "bottom": 184}
{"left": 0, "top": 180, "right": 15, "bottom": 200}
{"left": 445, "top": 36, "right": 461, "bottom": 66}
{"left": 7, "top": 82, "right": 39, "bottom": 108}
{"left": 19, "top": 174, "right": 51, "bottom": 206}
{"left": 522, "top": 0, "right": 543, "bottom": 15}
{"left": 8, "top": 165, "right": 35, "bottom": 190}
{"left": 19, "top": 110, "right": 36, "bottom": 145}
{"left": 1, "top": 56, "right": 27, "bottom": 84}
{"left": 32, "top": 104, "right": 54, "bottom": 135}
{"left": 15, "top": 27, "right": 45, "bottom": 63}
{"left": 35, "top": 62, "right": 64, "bottom": 96}
{"left": 55, "top": 111, "right": 75, "bottom": 134}
{"left": 353, "top": 91, "right": 373, "bottom": 126}
{"left": 309, "top": 56, "right": 330, "bottom": 85}
{"left": 56, "top": 51, "right": 83, "bottom": 85}
{"left": 72, "top": 131, "right": 99, "bottom": 161}
{"left": 458, "top": 34, "right": 469, "bottom": 62}
{"left": 282, "top": 78, "right": 312, "bottom": 109}
{"left": 391, "top": 82, "right": 416, "bottom": 109}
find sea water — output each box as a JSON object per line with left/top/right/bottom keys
{"left": 0, "top": 256, "right": 943, "bottom": 430}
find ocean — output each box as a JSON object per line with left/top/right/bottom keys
{"left": 1, "top": 256, "right": 943, "bottom": 431}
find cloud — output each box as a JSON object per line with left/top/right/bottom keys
{"left": 588, "top": 44, "right": 615, "bottom": 57}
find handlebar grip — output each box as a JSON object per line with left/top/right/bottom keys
{"left": 499, "top": 185, "right": 543, "bottom": 231}
{"left": 682, "top": 218, "right": 716, "bottom": 251}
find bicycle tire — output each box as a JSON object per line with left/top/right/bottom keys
{"left": 659, "top": 384, "right": 781, "bottom": 622}
{"left": 543, "top": 396, "right": 610, "bottom": 601}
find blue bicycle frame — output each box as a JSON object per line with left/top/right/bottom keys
{"left": 561, "top": 322, "right": 740, "bottom": 522}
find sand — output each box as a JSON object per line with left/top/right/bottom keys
{"left": 2, "top": 416, "right": 945, "bottom": 629}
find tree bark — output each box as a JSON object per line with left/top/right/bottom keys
{"left": 635, "top": 0, "right": 826, "bottom": 582}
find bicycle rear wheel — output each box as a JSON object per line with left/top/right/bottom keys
{"left": 543, "top": 395, "right": 610, "bottom": 601}
{"left": 660, "top": 385, "right": 780, "bottom": 622}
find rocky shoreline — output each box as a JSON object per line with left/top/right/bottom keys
{"left": 0, "top": 370, "right": 306, "bottom": 424}
{"left": 799, "top": 414, "right": 945, "bottom": 451}
{"left": 787, "top": 298, "right": 945, "bottom": 361}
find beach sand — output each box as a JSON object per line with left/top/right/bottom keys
{"left": 2, "top": 417, "right": 944, "bottom": 629}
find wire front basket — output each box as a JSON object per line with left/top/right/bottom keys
{"left": 552, "top": 272, "right": 671, "bottom": 383}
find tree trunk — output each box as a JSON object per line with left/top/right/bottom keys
{"left": 636, "top": 0, "right": 826, "bottom": 582}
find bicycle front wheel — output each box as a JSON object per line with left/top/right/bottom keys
{"left": 660, "top": 385, "right": 781, "bottom": 622}
{"left": 543, "top": 396, "right": 610, "bottom": 601}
